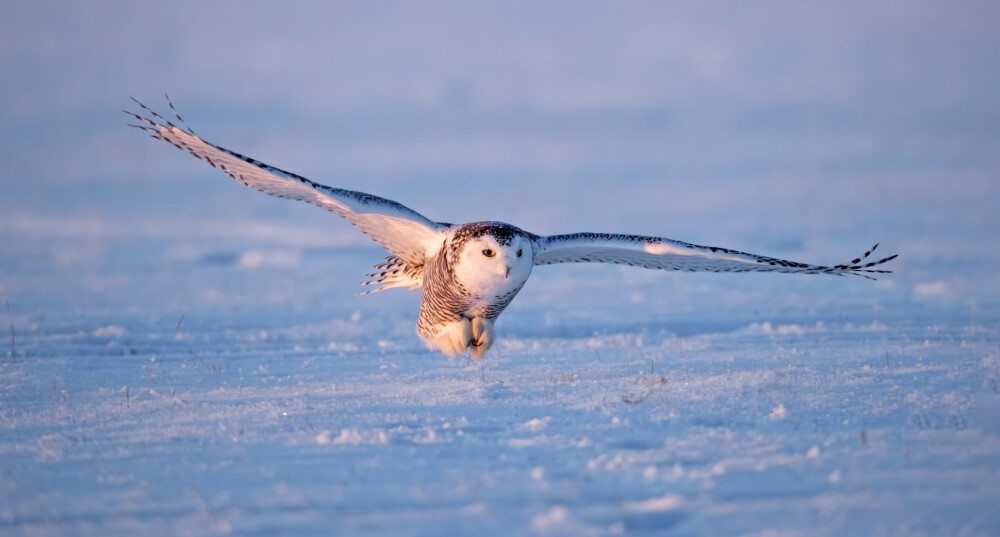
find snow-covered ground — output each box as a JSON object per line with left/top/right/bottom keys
{"left": 2, "top": 2, "right": 999, "bottom": 535}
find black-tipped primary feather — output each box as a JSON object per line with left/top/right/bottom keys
{"left": 126, "top": 98, "right": 450, "bottom": 268}
{"left": 533, "top": 233, "right": 896, "bottom": 279}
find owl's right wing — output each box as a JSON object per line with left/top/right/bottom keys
{"left": 126, "top": 98, "right": 449, "bottom": 267}
{"left": 532, "top": 232, "right": 896, "bottom": 278}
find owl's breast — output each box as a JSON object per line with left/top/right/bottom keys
{"left": 459, "top": 269, "right": 531, "bottom": 320}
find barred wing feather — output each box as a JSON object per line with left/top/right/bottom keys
{"left": 126, "top": 99, "right": 448, "bottom": 267}
{"left": 533, "top": 233, "right": 897, "bottom": 278}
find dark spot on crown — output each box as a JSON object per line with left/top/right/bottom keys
{"left": 451, "top": 222, "right": 530, "bottom": 248}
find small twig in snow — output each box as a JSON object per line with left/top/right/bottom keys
{"left": 165, "top": 314, "right": 218, "bottom": 371}
{"left": 198, "top": 357, "right": 220, "bottom": 372}
{"left": 6, "top": 300, "right": 14, "bottom": 361}
{"left": 171, "top": 314, "right": 185, "bottom": 342}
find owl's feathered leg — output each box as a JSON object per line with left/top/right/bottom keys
{"left": 426, "top": 319, "right": 473, "bottom": 357}
{"left": 469, "top": 317, "right": 495, "bottom": 360}
{"left": 423, "top": 317, "right": 495, "bottom": 359}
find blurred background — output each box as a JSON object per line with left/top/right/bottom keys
{"left": 1, "top": 0, "right": 998, "bottom": 317}
{"left": 2, "top": 4, "right": 1000, "bottom": 535}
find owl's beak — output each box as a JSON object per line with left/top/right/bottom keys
{"left": 503, "top": 264, "right": 511, "bottom": 278}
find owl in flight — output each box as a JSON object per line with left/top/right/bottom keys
{"left": 127, "top": 99, "right": 897, "bottom": 359}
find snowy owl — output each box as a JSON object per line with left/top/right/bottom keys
{"left": 127, "top": 99, "right": 897, "bottom": 359}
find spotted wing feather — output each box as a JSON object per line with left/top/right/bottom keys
{"left": 359, "top": 256, "right": 424, "bottom": 294}
{"left": 126, "top": 98, "right": 448, "bottom": 267}
{"left": 533, "top": 233, "right": 896, "bottom": 278}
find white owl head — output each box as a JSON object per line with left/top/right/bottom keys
{"left": 450, "top": 222, "right": 534, "bottom": 293}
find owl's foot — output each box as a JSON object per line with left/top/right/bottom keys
{"left": 427, "top": 319, "right": 473, "bottom": 357}
{"left": 425, "top": 317, "right": 496, "bottom": 359}
{"left": 469, "top": 317, "right": 495, "bottom": 360}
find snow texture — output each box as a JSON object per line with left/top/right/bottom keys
{"left": 2, "top": 1, "right": 999, "bottom": 536}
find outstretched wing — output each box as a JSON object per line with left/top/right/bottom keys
{"left": 125, "top": 98, "right": 449, "bottom": 267}
{"left": 533, "top": 232, "right": 897, "bottom": 278}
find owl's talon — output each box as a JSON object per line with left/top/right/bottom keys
{"left": 469, "top": 317, "right": 495, "bottom": 360}
{"left": 426, "top": 317, "right": 495, "bottom": 359}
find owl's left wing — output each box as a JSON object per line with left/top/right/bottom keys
{"left": 125, "top": 98, "right": 449, "bottom": 267}
{"left": 532, "top": 232, "right": 897, "bottom": 278}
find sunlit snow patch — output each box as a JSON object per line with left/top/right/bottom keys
{"left": 316, "top": 428, "right": 389, "bottom": 445}
{"left": 92, "top": 325, "right": 127, "bottom": 338}
{"left": 914, "top": 281, "right": 948, "bottom": 296}
{"left": 623, "top": 494, "right": 683, "bottom": 513}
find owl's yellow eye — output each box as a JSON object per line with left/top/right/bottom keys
{"left": 516, "top": 249, "right": 523, "bottom": 257}
{"left": 482, "top": 249, "right": 496, "bottom": 257}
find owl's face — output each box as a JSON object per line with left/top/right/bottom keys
{"left": 452, "top": 230, "right": 534, "bottom": 296}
